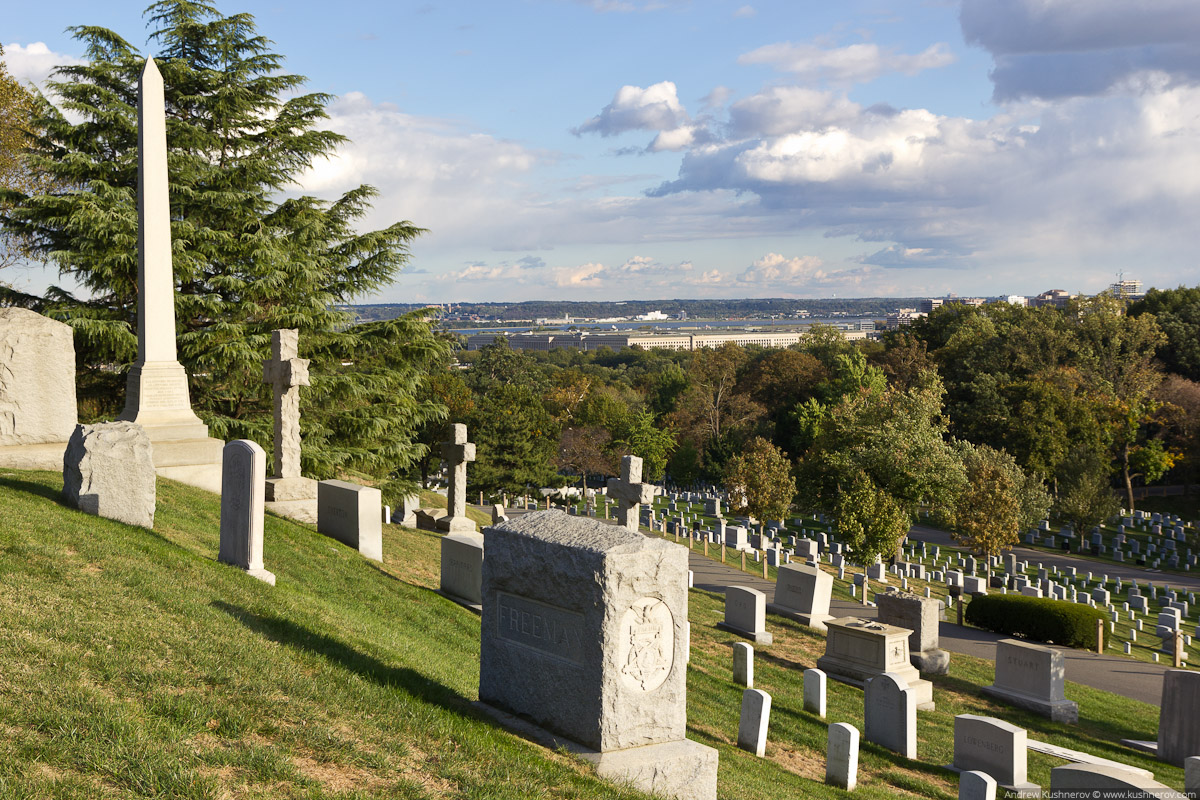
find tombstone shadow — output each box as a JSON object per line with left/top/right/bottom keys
{"left": 0, "top": 473, "right": 67, "bottom": 504}
{"left": 211, "top": 600, "right": 470, "bottom": 712}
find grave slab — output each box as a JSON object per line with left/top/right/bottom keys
{"left": 816, "top": 617, "right": 934, "bottom": 710}
{"left": 718, "top": 586, "right": 773, "bottom": 645}
{"left": 767, "top": 564, "right": 833, "bottom": 631}
{"left": 439, "top": 531, "right": 484, "bottom": 612}
{"left": 983, "top": 639, "right": 1078, "bottom": 724}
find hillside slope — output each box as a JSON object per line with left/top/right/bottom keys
{"left": 0, "top": 469, "right": 1178, "bottom": 799}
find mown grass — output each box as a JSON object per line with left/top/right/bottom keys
{"left": 0, "top": 469, "right": 1181, "bottom": 798}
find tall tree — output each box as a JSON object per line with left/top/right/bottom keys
{"left": 724, "top": 437, "right": 796, "bottom": 527}
{"left": 950, "top": 441, "right": 1050, "bottom": 559}
{"left": 1, "top": 3, "right": 447, "bottom": 487}
{"left": 1129, "top": 286, "right": 1200, "bottom": 382}
{"left": 0, "top": 44, "right": 54, "bottom": 277}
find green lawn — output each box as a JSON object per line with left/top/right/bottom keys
{"left": 0, "top": 469, "right": 1182, "bottom": 798}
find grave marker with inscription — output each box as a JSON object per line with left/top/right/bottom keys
{"left": 950, "top": 715, "right": 1040, "bottom": 797}
{"left": 718, "top": 586, "right": 773, "bottom": 645}
{"left": 817, "top": 617, "right": 934, "bottom": 710}
{"left": 479, "top": 510, "right": 717, "bottom": 800}
{"left": 983, "top": 639, "right": 1078, "bottom": 724}
{"left": 317, "top": 479, "right": 383, "bottom": 561}
{"left": 439, "top": 531, "right": 484, "bottom": 612}
{"left": 767, "top": 564, "right": 833, "bottom": 631}
{"left": 217, "top": 439, "right": 274, "bottom": 585}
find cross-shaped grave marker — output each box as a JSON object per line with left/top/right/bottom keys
{"left": 437, "top": 423, "right": 477, "bottom": 532}
{"left": 607, "top": 455, "right": 656, "bottom": 533}
{"left": 262, "top": 329, "right": 316, "bottom": 501}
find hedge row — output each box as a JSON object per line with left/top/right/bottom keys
{"left": 964, "top": 593, "right": 1106, "bottom": 648}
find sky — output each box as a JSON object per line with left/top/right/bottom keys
{"left": 5, "top": 0, "right": 1200, "bottom": 303}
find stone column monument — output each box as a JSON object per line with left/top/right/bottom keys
{"left": 262, "top": 329, "right": 316, "bottom": 502}
{"left": 116, "top": 58, "right": 222, "bottom": 492}
{"left": 437, "top": 423, "right": 477, "bottom": 533}
{"left": 607, "top": 455, "right": 656, "bottom": 533}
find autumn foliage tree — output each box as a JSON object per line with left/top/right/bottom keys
{"left": 723, "top": 437, "right": 796, "bottom": 528}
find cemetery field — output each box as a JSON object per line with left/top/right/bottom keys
{"left": 0, "top": 468, "right": 1185, "bottom": 799}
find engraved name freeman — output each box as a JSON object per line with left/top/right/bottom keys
{"left": 496, "top": 592, "right": 585, "bottom": 665}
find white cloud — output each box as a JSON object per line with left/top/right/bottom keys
{"left": 572, "top": 81, "right": 690, "bottom": 136}
{"left": 728, "top": 86, "right": 863, "bottom": 138}
{"left": 738, "top": 41, "right": 955, "bottom": 85}
{"left": 961, "top": 0, "right": 1200, "bottom": 100}
{"left": 737, "top": 253, "right": 825, "bottom": 284}
{"left": 2, "top": 42, "right": 84, "bottom": 91}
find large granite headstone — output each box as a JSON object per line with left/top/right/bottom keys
{"left": 479, "top": 510, "right": 717, "bottom": 800}
{"left": 950, "top": 715, "right": 1039, "bottom": 797}
{"left": 317, "top": 479, "right": 383, "bottom": 561}
{"left": 0, "top": 308, "right": 77, "bottom": 469}
{"left": 983, "top": 639, "right": 1077, "bottom": 724}
{"left": 439, "top": 531, "right": 484, "bottom": 612}
{"left": 864, "top": 672, "right": 917, "bottom": 758}
{"left": 875, "top": 590, "right": 950, "bottom": 675}
{"left": 217, "top": 439, "right": 274, "bottom": 585}
{"left": 816, "top": 617, "right": 934, "bottom": 710}
{"left": 62, "top": 422, "right": 156, "bottom": 529}
{"left": 1123, "top": 670, "right": 1200, "bottom": 766}
{"left": 718, "top": 586, "right": 773, "bottom": 645}
{"left": 767, "top": 564, "right": 833, "bottom": 630}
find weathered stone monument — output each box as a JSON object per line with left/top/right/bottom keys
{"left": 0, "top": 308, "right": 77, "bottom": 469}
{"left": 950, "top": 715, "right": 1039, "bottom": 797}
{"left": 1049, "top": 764, "right": 1176, "bottom": 797}
{"left": 864, "top": 672, "right": 917, "bottom": 758}
{"left": 317, "top": 479, "right": 383, "bottom": 561}
{"left": 62, "top": 422, "right": 156, "bottom": 528}
{"left": 875, "top": 590, "right": 950, "bottom": 675}
{"left": 817, "top": 617, "right": 934, "bottom": 710}
{"left": 262, "top": 329, "right": 316, "bottom": 511}
{"left": 478, "top": 511, "right": 717, "bottom": 800}
{"left": 983, "top": 639, "right": 1077, "bottom": 723}
{"left": 718, "top": 586, "right": 773, "bottom": 645}
{"left": 437, "top": 424, "right": 477, "bottom": 533}
{"left": 439, "top": 531, "right": 484, "bottom": 612}
{"left": 117, "top": 58, "right": 222, "bottom": 492}
{"left": 217, "top": 439, "right": 274, "bottom": 585}
{"left": 608, "top": 455, "right": 655, "bottom": 533}
{"left": 767, "top": 563, "right": 834, "bottom": 630}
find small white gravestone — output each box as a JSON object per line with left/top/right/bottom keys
{"left": 439, "top": 531, "right": 484, "bottom": 612}
{"left": 479, "top": 510, "right": 717, "bottom": 800}
{"left": 864, "top": 672, "right": 917, "bottom": 758}
{"left": 218, "top": 440, "right": 274, "bottom": 585}
{"left": 718, "top": 586, "right": 773, "bottom": 644}
{"left": 732, "top": 642, "right": 753, "bottom": 687}
{"left": 62, "top": 422, "right": 156, "bottom": 529}
{"left": 767, "top": 564, "right": 833, "bottom": 631}
{"left": 317, "top": 479, "right": 383, "bottom": 561}
{"left": 958, "top": 770, "right": 997, "bottom": 800}
{"left": 983, "top": 639, "right": 1078, "bottom": 724}
{"left": 737, "top": 688, "right": 771, "bottom": 757}
{"left": 437, "top": 423, "right": 477, "bottom": 533}
{"left": 803, "top": 668, "right": 827, "bottom": 717}
{"left": 0, "top": 309, "right": 78, "bottom": 470}
{"left": 826, "top": 722, "right": 859, "bottom": 791}
{"left": 950, "top": 715, "right": 1039, "bottom": 797}
{"left": 1049, "top": 764, "right": 1177, "bottom": 797}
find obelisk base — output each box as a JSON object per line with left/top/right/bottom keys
{"left": 119, "top": 362, "right": 224, "bottom": 493}
{"left": 0, "top": 442, "right": 71, "bottom": 470}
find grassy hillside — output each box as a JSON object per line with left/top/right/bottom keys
{"left": 0, "top": 469, "right": 1180, "bottom": 799}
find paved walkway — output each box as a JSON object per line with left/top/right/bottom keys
{"left": 687, "top": 548, "right": 1176, "bottom": 706}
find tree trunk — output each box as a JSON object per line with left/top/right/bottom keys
{"left": 1122, "top": 441, "right": 1135, "bottom": 514}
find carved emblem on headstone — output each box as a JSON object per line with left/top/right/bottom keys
{"left": 618, "top": 597, "right": 674, "bottom": 692}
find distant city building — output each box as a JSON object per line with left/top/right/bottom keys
{"left": 535, "top": 315, "right": 572, "bottom": 325}
{"left": 1005, "top": 295, "right": 1028, "bottom": 307}
{"left": 918, "top": 298, "right": 943, "bottom": 315}
{"left": 1109, "top": 278, "right": 1144, "bottom": 301}
{"left": 885, "top": 309, "right": 925, "bottom": 330}
{"left": 636, "top": 310, "right": 669, "bottom": 321}
{"left": 465, "top": 327, "right": 868, "bottom": 353}
{"left": 1029, "top": 289, "right": 1073, "bottom": 308}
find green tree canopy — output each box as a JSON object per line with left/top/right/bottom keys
{"left": 1, "top": 2, "right": 447, "bottom": 490}
{"left": 723, "top": 436, "right": 795, "bottom": 526}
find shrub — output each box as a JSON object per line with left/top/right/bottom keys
{"left": 964, "top": 593, "right": 1106, "bottom": 648}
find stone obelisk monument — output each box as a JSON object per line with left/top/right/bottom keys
{"left": 117, "top": 58, "right": 223, "bottom": 492}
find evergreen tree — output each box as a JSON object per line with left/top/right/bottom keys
{"left": 0, "top": 2, "right": 447, "bottom": 490}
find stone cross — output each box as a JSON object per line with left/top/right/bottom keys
{"left": 262, "top": 329, "right": 310, "bottom": 480}
{"left": 437, "top": 423, "right": 477, "bottom": 532}
{"left": 607, "top": 455, "right": 655, "bottom": 532}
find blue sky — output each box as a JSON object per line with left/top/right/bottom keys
{"left": 6, "top": 0, "right": 1200, "bottom": 303}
